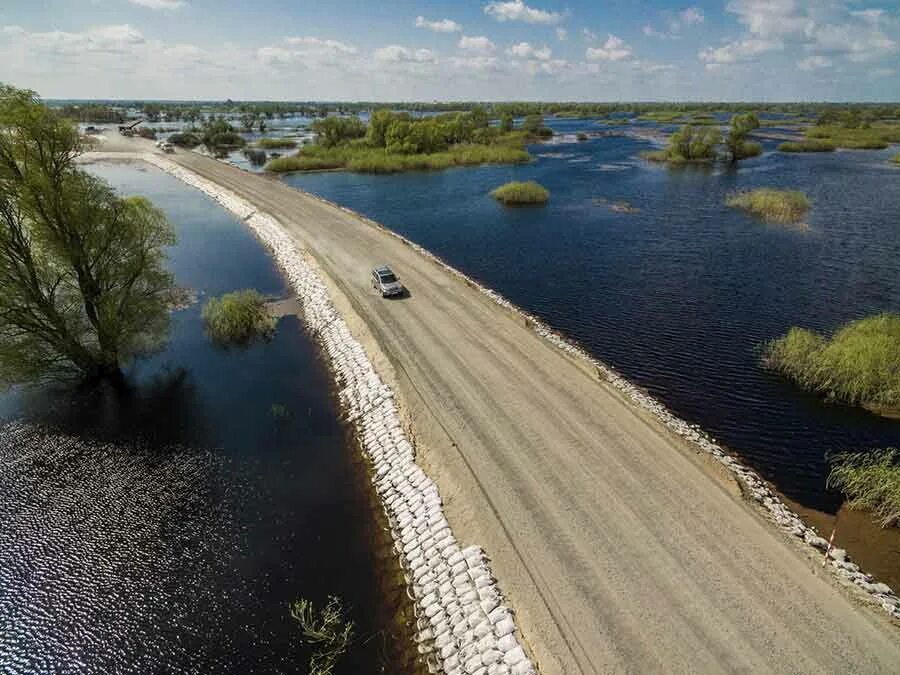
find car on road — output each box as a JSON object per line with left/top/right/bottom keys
{"left": 372, "top": 265, "right": 404, "bottom": 297}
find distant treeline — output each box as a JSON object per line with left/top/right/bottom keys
{"left": 51, "top": 99, "right": 900, "bottom": 124}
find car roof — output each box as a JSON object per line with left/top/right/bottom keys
{"left": 374, "top": 265, "right": 393, "bottom": 275}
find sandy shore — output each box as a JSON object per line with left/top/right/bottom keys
{"left": 88, "top": 139, "right": 900, "bottom": 674}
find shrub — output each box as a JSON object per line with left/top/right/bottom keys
{"left": 137, "top": 127, "right": 157, "bottom": 139}
{"left": 763, "top": 313, "right": 900, "bottom": 414}
{"left": 169, "top": 132, "right": 201, "bottom": 148}
{"left": 828, "top": 449, "right": 900, "bottom": 527}
{"left": 490, "top": 181, "right": 550, "bottom": 205}
{"left": 804, "top": 124, "right": 895, "bottom": 150}
{"left": 778, "top": 139, "right": 836, "bottom": 152}
{"left": 734, "top": 140, "right": 763, "bottom": 159}
{"left": 257, "top": 137, "right": 298, "bottom": 149}
{"left": 202, "top": 290, "right": 275, "bottom": 345}
{"left": 726, "top": 188, "right": 809, "bottom": 224}
{"left": 644, "top": 125, "right": 721, "bottom": 163}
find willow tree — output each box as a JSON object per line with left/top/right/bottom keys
{"left": 0, "top": 84, "right": 178, "bottom": 383}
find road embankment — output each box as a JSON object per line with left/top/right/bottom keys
{"left": 85, "top": 143, "right": 900, "bottom": 675}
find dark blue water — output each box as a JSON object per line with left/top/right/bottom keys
{"left": 282, "top": 120, "right": 900, "bottom": 515}
{"left": 0, "top": 164, "right": 411, "bottom": 674}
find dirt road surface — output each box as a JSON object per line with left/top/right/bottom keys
{"left": 125, "top": 142, "right": 900, "bottom": 673}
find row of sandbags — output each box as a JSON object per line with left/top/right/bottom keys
{"left": 148, "top": 155, "right": 539, "bottom": 674}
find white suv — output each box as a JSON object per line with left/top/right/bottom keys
{"left": 372, "top": 265, "right": 404, "bottom": 297}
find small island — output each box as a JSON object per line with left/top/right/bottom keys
{"left": 266, "top": 108, "right": 540, "bottom": 174}
{"left": 763, "top": 312, "right": 900, "bottom": 417}
{"left": 490, "top": 181, "right": 550, "bottom": 206}
{"left": 643, "top": 114, "right": 761, "bottom": 165}
{"left": 726, "top": 189, "right": 809, "bottom": 224}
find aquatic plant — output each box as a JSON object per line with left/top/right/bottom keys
{"left": 763, "top": 313, "right": 900, "bottom": 415}
{"left": 257, "top": 137, "right": 298, "bottom": 149}
{"left": 490, "top": 181, "right": 550, "bottom": 205}
{"left": 778, "top": 139, "right": 836, "bottom": 152}
{"left": 290, "top": 596, "right": 354, "bottom": 675}
{"left": 726, "top": 189, "right": 809, "bottom": 224}
{"left": 828, "top": 449, "right": 900, "bottom": 527}
{"left": 201, "top": 290, "right": 276, "bottom": 346}
{"left": 892, "top": 153, "right": 900, "bottom": 165}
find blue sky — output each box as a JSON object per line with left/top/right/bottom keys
{"left": 1, "top": 1, "right": 898, "bottom": 100}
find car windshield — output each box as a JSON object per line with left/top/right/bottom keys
{"left": 379, "top": 273, "right": 397, "bottom": 284}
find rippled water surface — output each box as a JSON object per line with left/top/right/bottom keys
{"left": 0, "top": 164, "right": 407, "bottom": 674}
{"left": 283, "top": 119, "right": 900, "bottom": 518}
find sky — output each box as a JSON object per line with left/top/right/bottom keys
{"left": 1, "top": 1, "right": 899, "bottom": 101}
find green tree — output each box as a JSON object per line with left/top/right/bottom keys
{"left": 500, "top": 113, "right": 514, "bottom": 133}
{"left": 366, "top": 109, "right": 395, "bottom": 148}
{"left": 726, "top": 113, "right": 760, "bottom": 162}
{"left": 311, "top": 116, "right": 366, "bottom": 147}
{"left": 0, "top": 84, "right": 178, "bottom": 383}
{"left": 522, "top": 113, "right": 544, "bottom": 134}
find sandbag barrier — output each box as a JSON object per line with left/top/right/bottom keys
{"left": 145, "top": 155, "right": 538, "bottom": 675}
{"left": 277, "top": 175, "right": 900, "bottom": 623}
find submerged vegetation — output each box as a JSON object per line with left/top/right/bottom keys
{"left": 202, "top": 290, "right": 276, "bottom": 346}
{"left": 267, "top": 107, "right": 534, "bottom": 174}
{"left": 763, "top": 313, "right": 900, "bottom": 415}
{"left": 828, "top": 449, "right": 900, "bottom": 527}
{"left": 726, "top": 189, "right": 809, "bottom": 224}
{"left": 290, "top": 596, "right": 354, "bottom": 675}
{"left": 778, "top": 139, "right": 836, "bottom": 153}
{"left": 490, "top": 181, "right": 550, "bottom": 205}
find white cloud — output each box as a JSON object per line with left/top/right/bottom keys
{"left": 415, "top": 16, "right": 461, "bottom": 33}
{"left": 374, "top": 45, "right": 436, "bottom": 63}
{"left": 129, "top": 0, "right": 185, "bottom": 9}
{"left": 484, "top": 1, "right": 563, "bottom": 25}
{"left": 725, "top": 0, "right": 814, "bottom": 38}
{"left": 810, "top": 23, "right": 896, "bottom": 62}
{"left": 850, "top": 9, "right": 884, "bottom": 25}
{"left": 680, "top": 7, "right": 705, "bottom": 26}
{"left": 283, "top": 36, "right": 357, "bottom": 54}
{"left": 458, "top": 35, "right": 496, "bottom": 54}
{"left": 582, "top": 28, "right": 598, "bottom": 42}
{"left": 521, "top": 58, "right": 569, "bottom": 75}
{"left": 797, "top": 54, "right": 831, "bottom": 70}
{"left": 585, "top": 34, "right": 633, "bottom": 61}
{"left": 507, "top": 42, "right": 552, "bottom": 60}
{"left": 556, "top": 27, "right": 567, "bottom": 41}
{"left": 698, "top": 38, "right": 782, "bottom": 67}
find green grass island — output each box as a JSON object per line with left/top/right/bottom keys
{"left": 265, "top": 109, "right": 549, "bottom": 174}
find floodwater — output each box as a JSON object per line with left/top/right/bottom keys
{"left": 0, "top": 164, "right": 415, "bottom": 674}
{"left": 277, "top": 117, "right": 900, "bottom": 581}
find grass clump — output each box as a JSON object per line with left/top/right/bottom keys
{"left": 763, "top": 313, "right": 900, "bottom": 415}
{"left": 891, "top": 153, "right": 900, "bottom": 165}
{"left": 290, "top": 596, "right": 354, "bottom": 675}
{"left": 805, "top": 124, "right": 900, "bottom": 150}
{"left": 202, "top": 289, "right": 276, "bottom": 345}
{"left": 490, "top": 181, "right": 550, "bottom": 205}
{"left": 726, "top": 188, "right": 809, "bottom": 224}
{"left": 257, "top": 137, "right": 298, "bottom": 149}
{"left": 828, "top": 449, "right": 900, "bottom": 527}
{"left": 778, "top": 139, "right": 836, "bottom": 152}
